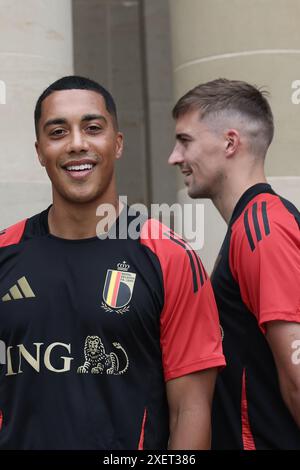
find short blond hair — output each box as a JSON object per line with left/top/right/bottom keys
{"left": 173, "top": 78, "right": 274, "bottom": 157}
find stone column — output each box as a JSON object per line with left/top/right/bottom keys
{"left": 169, "top": 0, "right": 300, "bottom": 272}
{"left": 0, "top": 0, "right": 73, "bottom": 228}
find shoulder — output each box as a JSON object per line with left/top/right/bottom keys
{"left": 0, "top": 219, "right": 27, "bottom": 248}
{"left": 140, "top": 218, "right": 207, "bottom": 293}
{"left": 231, "top": 192, "right": 299, "bottom": 253}
{"left": 140, "top": 218, "right": 193, "bottom": 259}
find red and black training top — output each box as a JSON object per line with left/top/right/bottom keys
{"left": 0, "top": 205, "right": 224, "bottom": 450}
{"left": 212, "top": 183, "right": 300, "bottom": 449}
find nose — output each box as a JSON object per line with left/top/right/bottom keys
{"left": 66, "top": 129, "right": 90, "bottom": 154}
{"left": 168, "top": 145, "right": 184, "bottom": 166}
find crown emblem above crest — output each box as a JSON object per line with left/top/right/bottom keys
{"left": 117, "top": 261, "right": 130, "bottom": 271}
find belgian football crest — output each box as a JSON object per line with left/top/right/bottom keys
{"left": 101, "top": 261, "right": 136, "bottom": 315}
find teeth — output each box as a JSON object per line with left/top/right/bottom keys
{"left": 66, "top": 164, "right": 94, "bottom": 171}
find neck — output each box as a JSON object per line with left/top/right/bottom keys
{"left": 48, "top": 191, "right": 121, "bottom": 239}
{"left": 212, "top": 162, "right": 267, "bottom": 224}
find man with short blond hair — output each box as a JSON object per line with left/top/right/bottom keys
{"left": 169, "top": 78, "right": 300, "bottom": 449}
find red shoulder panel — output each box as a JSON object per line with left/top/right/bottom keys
{"left": 141, "top": 218, "right": 225, "bottom": 381}
{"left": 0, "top": 219, "right": 27, "bottom": 248}
{"left": 229, "top": 193, "right": 300, "bottom": 332}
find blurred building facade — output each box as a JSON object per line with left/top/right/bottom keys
{"left": 0, "top": 0, "right": 299, "bottom": 271}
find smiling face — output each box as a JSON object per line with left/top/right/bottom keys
{"left": 35, "top": 89, "right": 123, "bottom": 206}
{"left": 168, "top": 110, "right": 226, "bottom": 199}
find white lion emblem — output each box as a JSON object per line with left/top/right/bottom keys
{"left": 77, "top": 336, "right": 129, "bottom": 375}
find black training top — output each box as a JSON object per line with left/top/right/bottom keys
{"left": 0, "top": 206, "right": 224, "bottom": 450}
{"left": 211, "top": 183, "right": 300, "bottom": 449}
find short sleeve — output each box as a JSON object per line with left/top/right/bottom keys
{"left": 229, "top": 196, "right": 300, "bottom": 333}
{"left": 141, "top": 219, "right": 225, "bottom": 382}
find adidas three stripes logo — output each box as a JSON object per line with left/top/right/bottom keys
{"left": 243, "top": 201, "right": 270, "bottom": 251}
{"left": 2, "top": 276, "right": 36, "bottom": 302}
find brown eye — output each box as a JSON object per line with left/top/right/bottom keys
{"left": 86, "top": 125, "right": 102, "bottom": 133}
{"left": 50, "top": 129, "right": 66, "bottom": 137}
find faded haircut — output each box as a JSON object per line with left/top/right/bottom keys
{"left": 172, "top": 78, "right": 274, "bottom": 157}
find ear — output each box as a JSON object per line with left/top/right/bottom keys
{"left": 115, "top": 132, "right": 124, "bottom": 160}
{"left": 35, "top": 141, "right": 45, "bottom": 167}
{"left": 224, "top": 129, "right": 240, "bottom": 157}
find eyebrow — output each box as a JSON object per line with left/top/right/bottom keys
{"left": 81, "top": 114, "right": 108, "bottom": 124}
{"left": 43, "top": 114, "right": 108, "bottom": 130}
{"left": 176, "top": 132, "right": 193, "bottom": 140}
{"left": 43, "top": 118, "right": 67, "bottom": 130}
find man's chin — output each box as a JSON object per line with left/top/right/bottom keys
{"left": 187, "top": 186, "right": 207, "bottom": 200}
{"left": 187, "top": 185, "right": 199, "bottom": 199}
{"left": 61, "top": 190, "right": 102, "bottom": 205}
